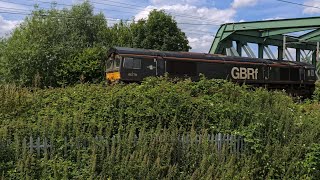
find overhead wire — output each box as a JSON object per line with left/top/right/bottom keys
{"left": 6, "top": 0, "right": 313, "bottom": 37}
{"left": 0, "top": 5, "right": 31, "bottom": 13}
{"left": 0, "top": 8, "right": 218, "bottom": 35}
{"left": 18, "top": 0, "right": 320, "bottom": 17}
{"left": 181, "top": 31, "right": 215, "bottom": 36}
{"left": 91, "top": 0, "right": 221, "bottom": 23}
{"left": 0, "top": 0, "right": 219, "bottom": 36}
{"left": 0, "top": 0, "right": 220, "bottom": 28}
{"left": 0, "top": 8, "right": 211, "bottom": 27}
{"left": 0, "top": 13, "right": 216, "bottom": 37}
{"left": 0, "top": 1, "right": 138, "bottom": 22}
{"left": 0, "top": 8, "right": 125, "bottom": 22}
{"left": 275, "top": 0, "right": 320, "bottom": 10}
{"left": 1, "top": 0, "right": 143, "bottom": 16}
{"left": 0, "top": 11, "right": 29, "bottom": 15}
{"left": 272, "top": 0, "right": 320, "bottom": 40}
{"left": 22, "top": 0, "right": 152, "bottom": 17}
{"left": 23, "top": 0, "right": 223, "bottom": 25}
{"left": 0, "top": 7, "right": 216, "bottom": 35}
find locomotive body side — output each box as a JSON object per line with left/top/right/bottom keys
{"left": 106, "top": 47, "right": 317, "bottom": 98}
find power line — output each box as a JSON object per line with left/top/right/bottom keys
{"left": 177, "top": 22, "right": 218, "bottom": 26}
{"left": 0, "top": 8, "right": 28, "bottom": 13}
{"left": 0, "top": 7, "right": 214, "bottom": 26}
{"left": 1, "top": 0, "right": 140, "bottom": 15}
{"left": 0, "top": 4, "right": 31, "bottom": 13}
{"left": 275, "top": 0, "right": 320, "bottom": 10}
{"left": 182, "top": 31, "right": 214, "bottom": 36}
{"left": 97, "top": 0, "right": 222, "bottom": 25}
{"left": 0, "top": 14, "right": 216, "bottom": 36}
{"left": 0, "top": 1, "right": 220, "bottom": 26}
{"left": 183, "top": 28, "right": 215, "bottom": 34}
{"left": 89, "top": 0, "right": 222, "bottom": 25}
{"left": 0, "top": 1, "right": 140, "bottom": 23}
{"left": 19, "top": 0, "right": 222, "bottom": 24}
{"left": 0, "top": 1, "right": 219, "bottom": 35}
{"left": 0, "top": 0, "right": 36, "bottom": 9}
{"left": 0, "top": 7, "right": 103, "bottom": 20}
{"left": 96, "top": 0, "right": 151, "bottom": 9}
{"left": 0, "top": 11, "right": 29, "bottom": 15}
{"left": 0, "top": 8, "right": 216, "bottom": 35}
{"left": 29, "top": 0, "right": 153, "bottom": 16}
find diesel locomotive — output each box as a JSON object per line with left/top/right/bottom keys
{"left": 106, "top": 47, "right": 317, "bottom": 97}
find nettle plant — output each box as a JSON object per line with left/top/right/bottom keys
{"left": 0, "top": 77, "right": 319, "bottom": 179}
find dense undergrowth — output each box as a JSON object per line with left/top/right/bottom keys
{"left": 0, "top": 77, "right": 319, "bottom": 179}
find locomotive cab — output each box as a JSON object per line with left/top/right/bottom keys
{"left": 305, "top": 68, "right": 317, "bottom": 81}
{"left": 106, "top": 53, "right": 121, "bottom": 82}
{"left": 106, "top": 47, "right": 167, "bottom": 83}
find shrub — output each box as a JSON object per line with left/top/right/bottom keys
{"left": 0, "top": 77, "right": 319, "bottom": 179}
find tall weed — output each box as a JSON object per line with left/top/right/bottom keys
{"left": 0, "top": 77, "right": 319, "bottom": 179}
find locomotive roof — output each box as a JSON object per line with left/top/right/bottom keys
{"left": 108, "top": 47, "right": 315, "bottom": 68}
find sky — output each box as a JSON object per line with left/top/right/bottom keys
{"left": 1, "top": 0, "right": 320, "bottom": 53}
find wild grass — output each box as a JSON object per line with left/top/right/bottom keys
{"left": 0, "top": 77, "right": 319, "bottom": 179}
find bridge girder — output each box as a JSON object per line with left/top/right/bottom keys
{"left": 209, "top": 17, "right": 320, "bottom": 61}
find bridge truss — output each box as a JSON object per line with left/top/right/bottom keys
{"left": 209, "top": 17, "right": 320, "bottom": 78}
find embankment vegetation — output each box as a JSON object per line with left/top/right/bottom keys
{"left": 0, "top": 77, "right": 319, "bottom": 179}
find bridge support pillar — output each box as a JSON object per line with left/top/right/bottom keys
{"left": 258, "top": 44, "right": 264, "bottom": 59}
{"left": 278, "top": 46, "right": 283, "bottom": 60}
{"left": 312, "top": 50, "right": 316, "bottom": 66}
{"left": 236, "top": 41, "right": 242, "bottom": 56}
{"left": 296, "top": 48, "right": 300, "bottom": 62}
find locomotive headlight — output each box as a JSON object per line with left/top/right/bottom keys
{"left": 107, "top": 72, "right": 120, "bottom": 81}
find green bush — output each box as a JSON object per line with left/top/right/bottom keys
{"left": 0, "top": 77, "right": 319, "bottom": 179}
{"left": 303, "top": 143, "right": 320, "bottom": 179}
{"left": 313, "top": 81, "right": 320, "bottom": 101}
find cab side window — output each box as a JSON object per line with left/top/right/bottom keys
{"left": 307, "top": 69, "right": 315, "bottom": 77}
{"left": 310, "top": 69, "right": 315, "bottom": 77}
{"left": 114, "top": 55, "right": 121, "bottom": 69}
{"left": 123, "top": 58, "right": 141, "bottom": 69}
{"left": 106, "top": 59, "right": 113, "bottom": 71}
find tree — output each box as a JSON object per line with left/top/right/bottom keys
{"left": 131, "top": 10, "right": 191, "bottom": 51}
{"left": 0, "top": 38, "right": 5, "bottom": 58}
{"left": 2, "top": 2, "right": 110, "bottom": 87}
{"left": 1, "top": 4, "right": 192, "bottom": 87}
{"left": 109, "top": 21, "right": 133, "bottom": 48}
{"left": 0, "top": 38, "right": 7, "bottom": 83}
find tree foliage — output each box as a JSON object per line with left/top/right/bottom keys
{"left": 0, "top": 4, "right": 190, "bottom": 87}
{"left": 1, "top": 2, "right": 109, "bottom": 87}
{"left": 0, "top": 38, "right": 5, "bottom": 54}
{"left": 131, "top": 10, "right": 191, "bottom": 51}
{"left": 0, "top": 39, "right": 6, "bottom": 83}
{"left": 109, "top": 21, "right": 133, "bottom": 48}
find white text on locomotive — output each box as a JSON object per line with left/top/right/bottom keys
{"left": 231, "top": 67, "right": 258, "bottom": 80}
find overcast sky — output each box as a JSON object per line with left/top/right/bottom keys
{"left": 1, "top": 0, "right": 320, "bottom": 52}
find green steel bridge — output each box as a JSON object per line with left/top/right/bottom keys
{"left": 209, "top": 17, "right": 320, "bottom": 78}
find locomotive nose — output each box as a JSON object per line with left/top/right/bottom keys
{"left": 106, "top": 72, "right": 121, "bottom": 82}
